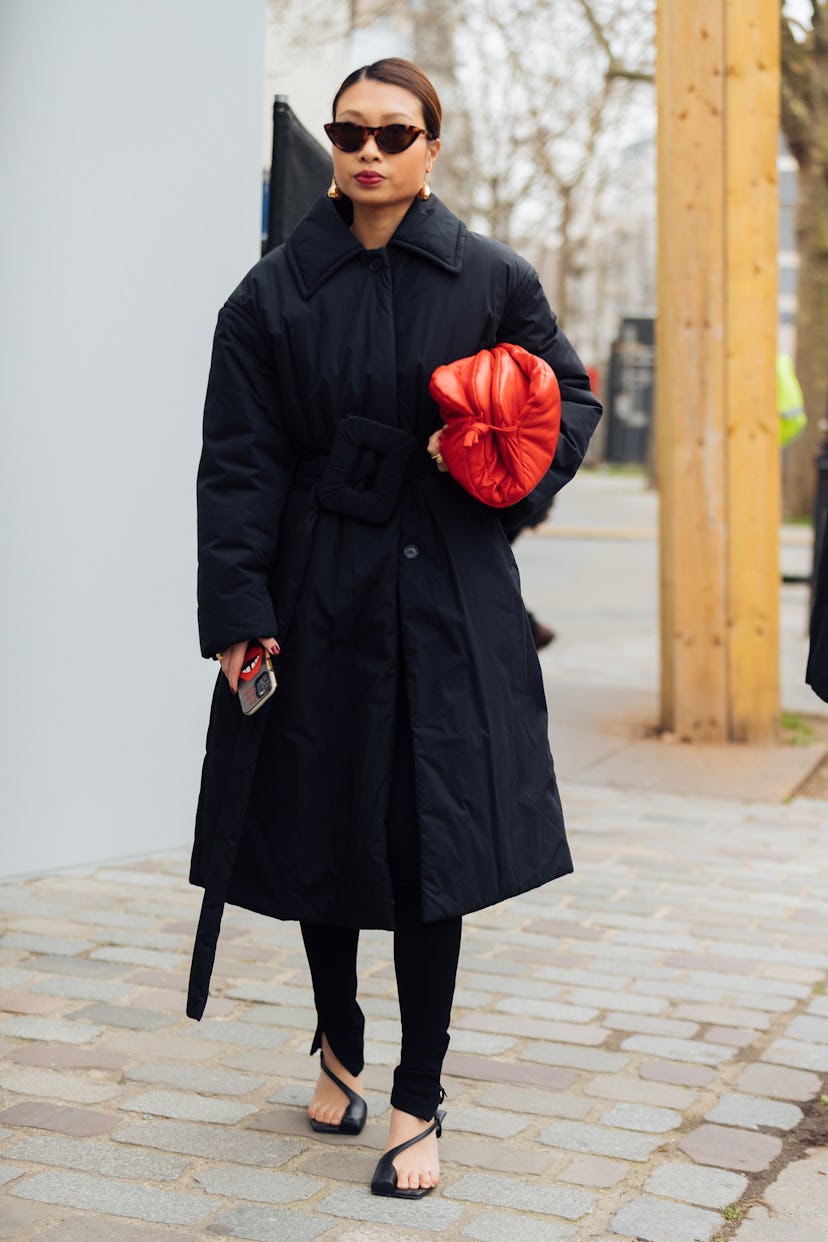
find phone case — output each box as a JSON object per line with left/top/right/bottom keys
{"left": 238, "top": 645, "right": 278, "bottom": 715}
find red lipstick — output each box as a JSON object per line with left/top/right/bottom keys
{"left": 355, "top": 172, "right": 384, "bottom": 186}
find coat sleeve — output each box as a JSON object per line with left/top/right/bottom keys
{"left": 495, "top": 264, "right": 602, "bottom": 530}
{"left": 197, "top": 297, "right": 294, "bottom": 658}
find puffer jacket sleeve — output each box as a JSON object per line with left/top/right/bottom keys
{"left": 197, "top": 296, "right": 294, "bottom": 658}
{"left": 495, "top": 264, "right": 602, "bottom": 530}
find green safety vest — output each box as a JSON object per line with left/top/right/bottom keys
{"left": 778, "top": 352, "right": 807, "bottom": 447}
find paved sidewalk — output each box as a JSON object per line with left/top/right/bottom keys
{"left": 523, "top": 471, "right": 827, "bottom": 800}
{"left": 2, "top": 471, "right": 827, "bottom": 1241}
{"left": 1, "top": 788, "right": 828, "bottom": 1242}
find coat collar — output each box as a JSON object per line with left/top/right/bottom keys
{"left": 285, "top": 194, "right": 466, "bottom": 298}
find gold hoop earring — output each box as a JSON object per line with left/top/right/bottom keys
{"left": 327, "top": 176, "right": 342, "bottom": 200}
{"left": 417, "top": 171, "right": 432, "bottom": 201}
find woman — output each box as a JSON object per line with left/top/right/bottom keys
{"left": 190, "top": 58, "right": 601, "bottom": 1198}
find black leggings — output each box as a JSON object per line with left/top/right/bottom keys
{"left": 300, "top": 674, "right": 462, "bottom": 1122}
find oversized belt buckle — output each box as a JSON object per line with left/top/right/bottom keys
{"left": 317, "top": 417, "right": 416, "bottom": 525}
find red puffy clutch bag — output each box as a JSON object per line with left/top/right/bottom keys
{"left": 428, "top": 343, "right": 561, "bottom": 508}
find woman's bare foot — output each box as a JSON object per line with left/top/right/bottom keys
{"left": 383, "top": 1107, "right": 441, "bottom": 1192}
{"left": 307, "top": 1033, "right": 363, "bottom": 1128}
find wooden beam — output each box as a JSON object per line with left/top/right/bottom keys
{"left": 657, "top": 0, "right": 779, "bottom": 742}
{"left": 724, "top": 0, "right": 780, "bottom": 742}
{"left": 658, "top": 0, "right": 728, "bottom": 740}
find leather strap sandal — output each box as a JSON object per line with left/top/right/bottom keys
{"left": 370, "top": 1108, "right": 446, "bottom": 1199}
{"left": 308, "top": 1054, "right": 367, "bottom": 1135}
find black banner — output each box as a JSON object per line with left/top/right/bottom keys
{"left": 265, "top": 96, "right": 332, "bottom": 253}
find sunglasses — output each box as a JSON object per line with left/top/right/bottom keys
{"left": 324, "top": 121, "right": 433, "bottom": 155}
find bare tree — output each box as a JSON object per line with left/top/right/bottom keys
{"left": 410, "top": 0, "right": 654, "bottom": 332}
{"left": 781, "top": 0, "right": 828, "bottom": 520}
{"left": 266, "top": 0, "right": 408, "bottom": 58}
{"left": 266, "top": 0, "right": 656, "bottom": 360}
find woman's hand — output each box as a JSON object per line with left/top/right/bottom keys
{"left": 427, "top": 426, "right": 449, "bottom": 471}
{"left": 219, "top": 638, "right": 280, "bottom": 694}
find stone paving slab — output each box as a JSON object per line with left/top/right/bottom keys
{"left": 444, "top": 1171, "right": 596, "bottom": 1219}
{"left": 0, "top": 1016, "right": 103, "bottom": 1043}
{"left": 597, "top": 1102, "right": 681, "bottom": 1132}
{"left": 4, "top": 1133, "right": 188, "bottom": 1180}
{"left": 539, "top": 1119, "right": 663, "bottom": 1161}
{"left": 444, "top": 1052, "right": 578, "bottom": 1090}
{"left": 619, "top": 1034, "right": 735, "bottom": 1066}
{"left": 119, "top": 1088, "right": 259, "bottom": 1125}
{"left": 123, "top": 1060, "right": 265, "bottom": 1096}
{"left": 0, "top": 1200, "right": 60, "bottom": 1239}
{"left": 204, "top": 1203, "right": 335, "bottom": 1239}
{"left": 111, "top": 1118, "right": 304, "bottom": 1165}
{"left": 19, "top": 954, "right": 129, "bottom": 978}
{"left": 0, "top": 969, "right": 37, "bottom": 989}
{"left": 679, "top": 1124, "right": 783, "bottom": 1172}
{"left": 1, "top": 1068, "right": 121, "bottom": 1104}
{"left": 437, "top": 1133, "right": 557, "bottom": 1175}
{"left": 315, "top": 1185, "right": 464, "bottom": 1230}
{"left": 735, "top": 1061, "right": 821, "bottom": 1100}
{"left": 432, "top": 1105, "right": 532, "bottom": 1138}
{"left": 26, "top": 975, "right": 133, "bottom": 1002}
{"left": 474, "top": 1084, "right": 592, "bottom": 1119}
{"left": 97, "top": 1028, "right": 227, "bottom": 1061}
{"left": 0, "top": 932, "right": 96, "bottom": 956}
{"left": 610, "top": 1195, "right": 721, "bottom": 1241}
{"left": 190, "top": 1018, "right": 293, "bottom": 1049}
{"left": 193, "top": 1164, "right": 325, "bottom": 1203}
{"left": 517, "top": 1042, "right": 631, "bottom": 1073}
{"left": 762, "top": 1037, "right": 828, "bottom": 1072}
{"left": 569, "top": 736, "right": 827, "bottom": 802}
{"left": 1, "top": 782, "right": 828, "bottom": 1241}
{"left": 33, "top": 1219, "right": 187, "bottom": 1242}
{"left": 560, "top": 1154, "right": 630, "bottom": 1188}
{"left": 64, "top": 1002, "right": 178, "bottom": 1031}
{"left": 8, "top": 1168, "right": 216, "bottom": 1225}
{"left": 0, "top": 1101, "right": 117, "bottom": 1136}
{"left": 704, "top": 1091, "right": 803, "bottom": 1131}
{"left": 461, "top": 1212, "right": 576, "bottom": 1240}
{"left": 639, "top": 1060, "right": 717, "bottom": 1088}
{"left": 582, "top": 1075, "right": 696, "bottom": 1109}
{"left": 455, "top": 1010, "right": 610, "bottom": 1045}
{"left": 0, "top": 988, "right": 67, "bottom": 1015}
{"left": 643, "top": 1161, "right": 749, "bottom": 1208}
{"left": 731, "top": 1147, "right": 828, "bottom": 1242}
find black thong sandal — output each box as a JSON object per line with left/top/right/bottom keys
{"left": 308, "top": 1054, "right": 367, "bottom": 1136}
{"left": 370, "top": 1108, "right": 446, "bottom": 1199}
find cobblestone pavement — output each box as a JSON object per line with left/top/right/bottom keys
{"left": 2, "top": 782, "right": 828, "bottom": 1241}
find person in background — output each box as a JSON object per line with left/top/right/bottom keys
{"left": 778, "top": 352, "right": 806, "bottom": 448}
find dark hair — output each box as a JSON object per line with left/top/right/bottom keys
{"left": 332, "top": 58, "right": 442, "bottom": 139}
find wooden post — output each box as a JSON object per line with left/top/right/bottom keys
{"left": 657, "top": 0, "right": 780, "bottom": 742}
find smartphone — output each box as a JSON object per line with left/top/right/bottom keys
{"left": 237, "top": 644, "right": 278, "bottom": 715}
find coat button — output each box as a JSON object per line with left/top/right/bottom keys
{"left": 402, "top": 544, "right": 419, "bottom": 559}
{"left": 368, "top": 258, "right": 382, "bottom": 272}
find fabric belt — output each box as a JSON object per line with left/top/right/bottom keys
{"left": 293, "top": 416, "right": 427, "bottom": 525}
{"left": 187, "top": 707, "right": 266, "bottom": 1021}
{"left": 293, "top": 450, "right": 433, "bottom": 486}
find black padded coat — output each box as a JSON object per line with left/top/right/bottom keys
{"left": 187, "top": 193, "right": 601, "bottom": 1018}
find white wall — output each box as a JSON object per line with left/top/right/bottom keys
{"left": 0, "top": 0, "right": 266, "bottom": 878}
